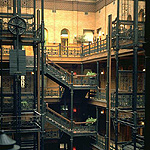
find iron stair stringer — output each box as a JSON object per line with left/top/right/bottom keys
{"left": 46, "top": 107, "right": 97, "bottom": 137}
{"left": 44, "top": 61, "right": 71, "bottom": 89}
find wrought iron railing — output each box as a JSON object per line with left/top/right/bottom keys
{"left": 73, "top": 75, "right": 97, "bottom": 86}
{"left": 44, "top": 86, "right": 64, "bottom": 98}
{"left": 45, "top": 128, "right": 60, "bottom": 139}
{"left": 111, "top": 92, "right": 145, "bottom": 109}
{"left": 0, "top": 111, "right": 41, "bottom": 131}
{"left": 46, "top": 57, "right": 72, "bottom": 85}
{"left": 112, "top": 20, "right": 145, "bottom": 48}
{"left": 46, "top": 106, "right": 96, "bottom": 133}
{"left": 92, "top": 88, "right": 145, "bottom": 109}
{"left": 0, "top": 93, "right": 34, "bottom": 112}
{"left": 46, "top": 45, "right": 81, "bottom": 57}
{"left": 46, "top": 57, "right": 97, "bottom": 87}
{"left": 91, "top": 134, "right": 122, "bottom": 150}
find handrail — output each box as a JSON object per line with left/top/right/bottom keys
{"left": 62, "top": 45, "right": 81, "bottom": 48}
{"left": 74, "top": 75, "right": 96, "bottom": 77}
{"left": 46, "top": 106, "right": 95, "bottom": 125}
{"left": 46, "top": 56, "right": 71, "bottom": 76}
{"left": 46, "top": 106, "right": 71, "bottom": 123}
{"left": 46, "top": 45, "right": 59, "bottom": 48}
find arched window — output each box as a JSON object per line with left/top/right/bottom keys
{"left": 44, "top": 28, "right": 48, "bottom": 46}
{"left": 61, "top": 29, "right": 68, "bottom": 37}
{"left": 61, "top": 29, "right": 69, "bottom": 47}
{"left": 127, "top": 15, "right": 132, "bottom": 21}
{"left": 127, "top": 15, "right": 132, "bottom": 29}
{"left": 138, "top": 9, "right": 145, "bottom": 22}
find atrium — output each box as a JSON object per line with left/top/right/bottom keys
{"left": 0, "top": 0, "right": 149, "bottom": 150}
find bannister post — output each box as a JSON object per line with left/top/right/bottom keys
{"left": 59, "top": 86, "right": 61, "bottom": 97}
{"left": 70, "top": 71, "right": 74, "bottom": 150}
{"left": 100, "top": 39, "right": 102, "bottom": 51}
{"left": 67, "top": 46, "right": 68, "bottom": 57}
{"left": 97, "top": 61, "right": 100, "bottom": 99}
{"left": 59, "top": 43, "right": 61, "bottom": 57}
{"left": 97, "top": 38, "right": 99, "bottom": 52}
{"left": 89, "top": 41, "right": 91, "bottom": 55}
{"left": 96, "top": 106, "right": 98, "bottom": 144}
{"left": 81, "top": 43, "right": 83, "bottom": 57}
{"left": 81, "top": 63, "right": 83, "bottom": 85}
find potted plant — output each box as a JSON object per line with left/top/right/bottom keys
{"left": 85, "top": 117, "right": 97, "bottom": 126}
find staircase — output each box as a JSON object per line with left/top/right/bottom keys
{"left": 44, "top": 58, "right": 98, "bottom": 90}
{"left": 45, "top": 59, "right": 72, "bottom": 88}
{"left": 46, "top": 106, "right": 97, "bottom": 137}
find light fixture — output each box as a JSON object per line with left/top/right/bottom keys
{"left": 101, "top": 71, "right": 104, "bottom": 75}
{"left": 143, "top": 68, "right": 145, "bottom": 72}
{"left": 73, "top": 108, "right": 77, "bottom": 113}
{"left": 31, "top": 72, "right": 34, "bottom": 74}
{"left": 102, "top": 32, "right": 104, "bottom": 36}
{"left": 141, "top": 121, "right": 144, "bottom": 125}
{"left": 101, "top": 110, "right": 104, "bottom": 114}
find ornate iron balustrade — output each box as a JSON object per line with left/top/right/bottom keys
{"left": 94, "top": 88, "right": 115, "bottom": 102}
{"left": 112, "top": 20, "right": 145, "bottom": 48}
{"left": 21, "top": 94, "right": 34, "bottom": 111}
{"left": 45, "top": 128, "right": 60, "bottom": 139}
{"left": 0, "top": 94, "right": 34, "bottom": 112}
{"left": 111, "top": 93, "right": 145, "bottom": 109}
{"left": 61, "top": 45, "right": 81, "bottom": 57}
{"left": 46, "top": 107, "right": 96, "bottom": 134}
{"left": 45, "top": 59, "right": 98, "bottom": 88}
{"left": 45, "top": 86, "right": 64, "bottom": 98}
{"left": 91, "top": 134, "right": 121, "bottom": 150}
{"left": 119, "top": 137, "right": 144, "bottom": 150}
{"left": 0, "top": 111, "right": 41, "bottom": 131}
{"left": 46, "top": 58, "right": 72, "bottom": 85}
{"left": 46, "top": 107, "right": 71, "bottom": 129}
{"left": 92, "top": 88, "right": 145, "bottom": 109}
{"left": 82, "top": 39, "right": 107, "bottom": 57}
{"left": 46, "top": 45, "right": 81, "bottom": 57}
{"left": 46, "top": 45, "right": 59, "bottom": 56}
{"left": 73, "top": 75, "right": 97, "bottom": 86}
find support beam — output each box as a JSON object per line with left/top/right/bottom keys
{"left": 41, "top": 0, "right": 45, "bottom": 149}
{"left": 71, "top": 71, "right": 74, "bottom": 150}
{"left": 132, "top": 0, "right": 138, "bottom": 149}
{"left": 37, "top": 9, "right": 41, "bottom": 150}
{"left": 115, "top": 0, "right": 120, "bottom": 150}
{"left": 0, "top": 43, "right": 3, "bottom": 130}
{"left": 17, "top": 0, "right": 21, "bottom": 16}
{"left": 97, "top": 61, "right": 100, "bottom": 87}
{"left": 144, "top": 0, "right": 150, "bottom": 149}
{"left": 13, "top": 0, "right": 16, "bottom": 15}
{"left": 106, "top": 14, "right": 112, "bottom": 150}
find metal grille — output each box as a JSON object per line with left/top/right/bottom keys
{"left": 119, "top": 73, "right": 132, "bottom": 91}
{"left": 2, "top": 75, "right": 13, "bottom": 92}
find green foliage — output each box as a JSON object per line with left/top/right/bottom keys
{"left": 86, "top": 71, "right": 96, "bottom": 76}
{"left": 75, "top": 35, "right": 86, "bottom": 43}
{"left": 86, "top": 117, "right": 97, "bottom": 126}
{"left": 21, "top": 101, "right": 28, "bottom": 107}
